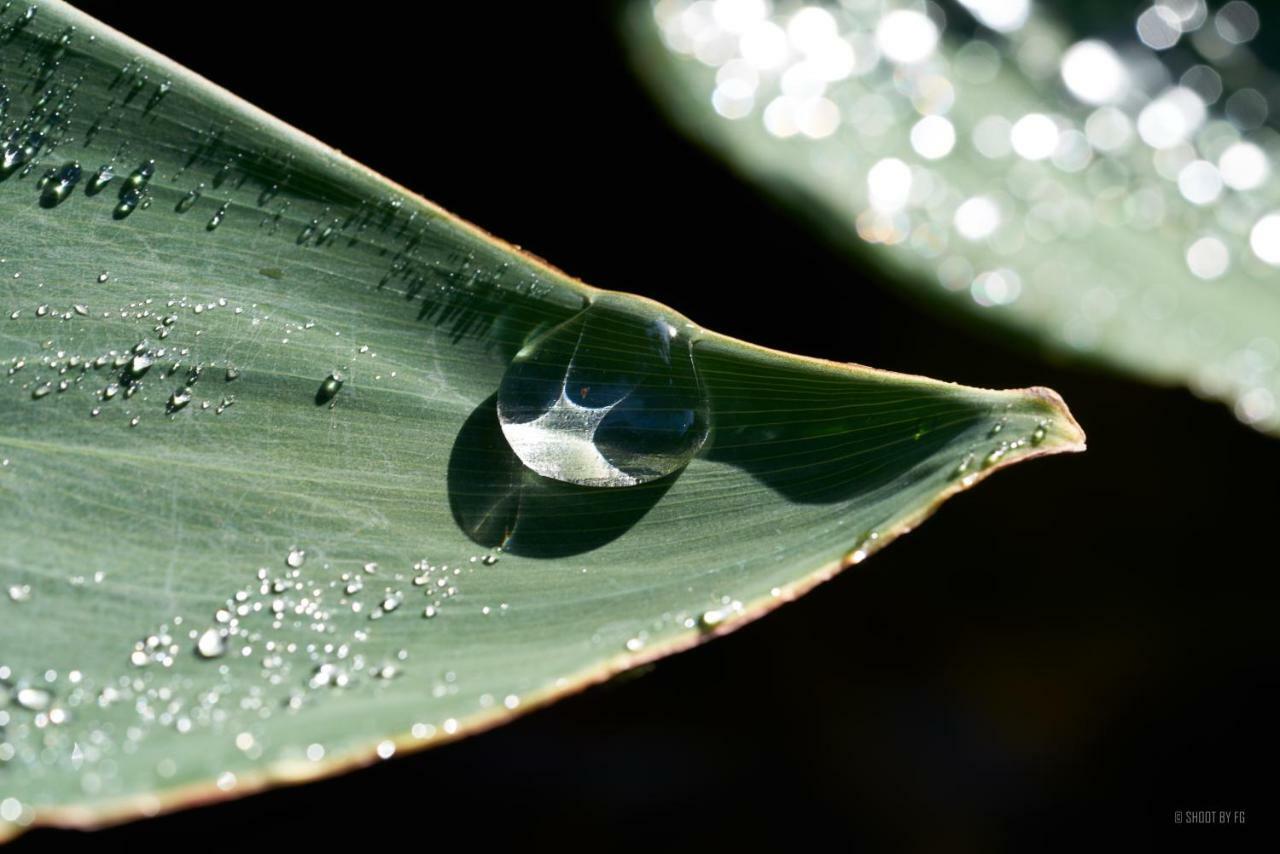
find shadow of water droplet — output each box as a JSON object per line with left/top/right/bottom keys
{"left": 448, "top": 395, "right": 676, "bottom": 558}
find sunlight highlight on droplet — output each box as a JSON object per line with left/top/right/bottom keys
{"left": 1177, "top": 159, "right": 1223, "bottom": 205}
{"left": 1060, "top": 40, "right": 1128, "bottom": 105}
{"left": 910, "top": 115, "right": 955, "bottom": 160}
{"left": 1186, "top": 236, "right": 1230, "bottom": 278}
{"left": 713, "top": 0, "right": 767, "bottom": 33}
{"left": 867, "top": 157, "right": 913, "bottom": 212}
{"left": 1218, "top": 141, "right": 1268, "bottom": 190}
{"left": 1137, "top": 87, "right": 1206, "bottom": 149}
{"left": 875, "top": 10, "right": 937, "bottom": 65}
{"left": 971, "top": 269, "right": 1022, "bottom": 306}
{"left": 740, "top": 20, "right": 789, "bottom": 69}
{"left": 954, "top": 196, "right": 1001, "bottom": 240}
{"left": 1010, "top": 113, "right": 1059, "bottom": 160}
{"left": 1085, "top": 106, "right": 1134, "bottom": 152}
{"left": 1249, "top": 213, "right": 1280, "bottom": 264}
{"left": 1137, "top": 4, "right": 1183, "bottom": 50}
{"left": 957, "top": 0, "right": 1031, "bottom": 34}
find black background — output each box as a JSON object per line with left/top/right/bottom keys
{"left": 14, "top": 2, "right": 1278, "bottom": 851}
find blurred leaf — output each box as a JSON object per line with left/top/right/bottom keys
{"left": 628, "top": 0, "right": 1280, "bottom": 434}
{"left": 0, "top": 0, "right": 1082, "bottom": 838}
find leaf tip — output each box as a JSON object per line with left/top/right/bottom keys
{"left": 1022, "top": 385, "right": 1087, "bottom": 453}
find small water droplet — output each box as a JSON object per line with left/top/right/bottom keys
{"left": 15, "top": 687, "right": 50, "bottom": 710}
{"left": 315, "top": 370, "right": 343, "bottom": 405}
{"left": 698, "top": 608, "right": 729, "bottom": 629}
{"left": 286, "top": 548, "right": 306, "bottom": 568}
{"left": 88, "top": 164, "right": 113, "bottom": 193}
{"left": 114, "top": 187, "right": 141, "bottom": 218}
{"left": 39, "top": 161, "right": 80, "bottom": 206}
{"left": 175, "top": 184, "right": 202, "bottom": 213}
{"left": 128, "top": 353, "right": 153, "bottom": 377}
{"left": 207, "top": 202, "right": 227, "bottom": 230}
{"left": 1031, "top": 422, "right": 1048, "bottom": 445}
{"left": 195, "top": 628, "right": 226, "bottom": 659}
{"left": 31, "top": 382, "right": 51, "bottom": 399}
{"left": 124, "top": 159, "right": 154, "bottom": 190}
{"left": 497, "top": 298, "right": 709, "bottom": 487}
{"left": 166, "top": 386, "right": 191, "bottom": 412}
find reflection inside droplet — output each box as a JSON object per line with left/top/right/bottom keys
{"left": 497, "top": 297, "right": 710, "bottom": 487}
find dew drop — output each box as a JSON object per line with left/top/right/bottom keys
{"left": 15, "top": 687, "right": 50, "bottom": 710}
{"left": 124, "top": 159, "right": 155, "bottom": 191}
{"left": 128, "top": 353, "right": 153, "bottom": 378}
{"left": 698, "top": 608, "right": 729, "bottom": 629}
{"left": 496, "top": 298, "right": 710, "bottom": 487}
{"left": 207, "top": 202, "right": 228, "bottom": 231}
{"left": 39, "top": 161, "right": 80, "bottom": 207}
{"left": 175, "top": 184, "right": 202, "bottom": 213}
{"left": 286, "top": 548, "right": 306, "bottom": 568}
{"left": 315, "top": 371, "right": 343, "bottom": 405}
{"left": 166, "top": 386, "right": 192, "bottom": 412}
{"left": 114, "top": 187, "right": 141, "bottom": 218}
{"left": 195, "top": 628, "right": 226, "bottom": 659}
{"left": 88, "top": 164, "right": 113, "bottom": 193}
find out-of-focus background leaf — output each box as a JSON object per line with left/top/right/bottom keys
{"left": 629, "top": 0, "right": 1280, "bottom": 439}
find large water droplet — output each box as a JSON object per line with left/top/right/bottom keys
{"left": 496, "top": 297, "right": 709, "bottom": 487}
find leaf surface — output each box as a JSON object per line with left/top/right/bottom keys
{"left": 0, "top": 1, "right": 1082, "bottom": 838}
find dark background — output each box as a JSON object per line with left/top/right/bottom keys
{"left": 16, "top": 2, "right": 1277, "bottom": 850}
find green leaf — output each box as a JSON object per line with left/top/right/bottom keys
{"left": 626, "top": 1, "right": 1280, "bottom": 435}
{"left": 0, "top": 0, "right": 1083, "bottom": 837}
